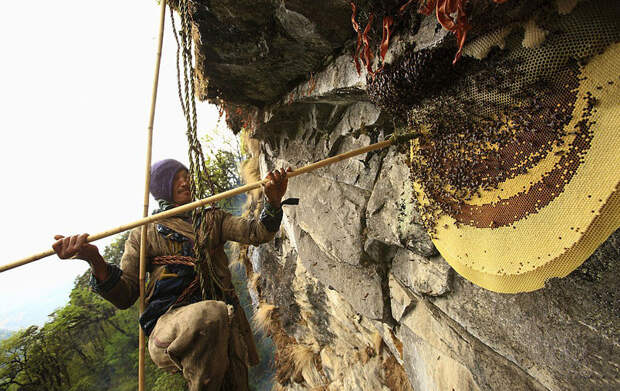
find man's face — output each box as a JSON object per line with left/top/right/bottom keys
{"left": 172, "top": 169, "right": 192, "bottom": 205}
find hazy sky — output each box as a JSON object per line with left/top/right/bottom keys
{"left": 0, "top": 1, "right": 231, "bottom": 329}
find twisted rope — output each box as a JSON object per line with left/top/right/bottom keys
{"left": 171, "top": 0, "right": 226, "bottom": 301}
{"left": 152, "top": 255, "right": 196, "bottom": 267}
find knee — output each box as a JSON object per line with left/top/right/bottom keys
{"left": 193, "top": 301, "right": 231, "bottom": 341}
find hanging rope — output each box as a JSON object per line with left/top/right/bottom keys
{"left": 170, "top": 0, "right": 228, "bottom": 302}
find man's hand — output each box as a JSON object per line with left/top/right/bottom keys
{"left": 52, "top": 234, "right": 99, "bottom": 261}
{"left": 263, "top": 168, "right": 292, "bottom": 208}
{"left": 53, "top": 234, "right": 109, "bottom": 281}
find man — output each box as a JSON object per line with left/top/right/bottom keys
{"left": 52, "top": 159, "right": 290, "bottom": 391}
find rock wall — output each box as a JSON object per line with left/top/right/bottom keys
{"left": 185, "top": 1, "right": 619, "bottom": 389}
{"left": 250, "top": 98, "right": 619, "bottom": 391}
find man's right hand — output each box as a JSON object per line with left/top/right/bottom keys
{"left": 52, "top": 234, "right": 109, "bottom": 282}
{"left": 52, "top": 234, "right": 100, "bottom": 262}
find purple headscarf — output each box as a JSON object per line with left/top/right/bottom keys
{"left": 149, "top": 159, "right": 188, "bottom": 202}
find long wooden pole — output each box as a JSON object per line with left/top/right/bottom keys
{"left": 138, "top": 1, "right": 167, "bottom": 390}
{"left": 0, "top": 138, "right": 405, "bottom": 274}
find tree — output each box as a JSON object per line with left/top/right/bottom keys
{"left": 195, "top": 130, "right": 247, "bottom": 213}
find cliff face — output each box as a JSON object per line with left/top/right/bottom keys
{"left": 185, "top": 1, "right": 619, "bottom": 390}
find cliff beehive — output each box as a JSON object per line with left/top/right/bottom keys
{"left": 182, "top": 0, "right": 620, "bottom": 389}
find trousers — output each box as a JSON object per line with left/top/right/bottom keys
{"left": 147, "top": 300, "right": 249, "bottom": 391}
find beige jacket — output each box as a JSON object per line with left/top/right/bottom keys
{"left": 98, "top": 208, "right": 276, "bottom": 366}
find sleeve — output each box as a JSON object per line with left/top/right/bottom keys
{"left": 219, "top": 202, "right": 282, "bottom": 246}
{"left": 259, "top": 201, "right": 284, "bottom": 232}
{"left": 90, "top": 227, "right": 143, "bottom": 309}
{"left": 89, "top": 263, "right": 122, "bottom": 295}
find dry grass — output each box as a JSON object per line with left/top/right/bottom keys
{"left": 289, "top": 344, "right": 316, "bottom": 377}
{"left": 233, "top": 129, "right": 264, "bottom": 275}
{"left": 249, "top": 272, "right": 261, "bottom": 292}
{"left": 390, "top": 330, "right": 404, "bottom": 360}
{"left": 278, "top": 343, "right": 320, "bottom": 385}
{"left": 237, "top": 243, "right": 254, "bottom": 276}
{"left": 240, "top": 128, "right": 260, "bottom": 157}
{"left": 360, "top": 345, "right": 376, "bottom": 364}
{"left": 241, "top": 156, "right": 261, "bottom": 184}
{"left": 382, "top": 355, "right": 413, "bottom": 391}
{"left": 265, "top": 310, "right": 303, "bottom": 386}
{"left": 373, "top": 331, "right": 384, "bottom": 355}
{"left": 253, "top": 302, "right": 276, "bottom": 334}
{"left": 227, "top": 243, "right": 243, "bottom": 269}
{"left": 240, "top": 152, "right": 263, "bottom": 218}
{"left": 259, "top": 306, "right": 325, "bottom": 388}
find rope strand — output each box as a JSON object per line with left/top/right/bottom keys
{"left": 172, "top": 0, "right": 226, "bottom": 301}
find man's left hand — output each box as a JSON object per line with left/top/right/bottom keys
{"left": 263, "top": 168, "right": 292, "bottom": 208}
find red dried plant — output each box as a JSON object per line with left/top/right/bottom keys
{"left": 349, "top": 0, "right": 412, "bottom": 79}
{"left": 350, "top": 2, "right": 363, "bottom": 74}
{"left": 378, "top": 16, "right": 394, "bottom": 70}
{"left": 418, "top": 0, "right": 470, "bottom": 64}
{"left": 350, "top": 0, "right": 509, "bottom": 72}
{"left": 361, "top": 13, "right": 376, "bottom": 75}
{"left": 307, "top": 73, "right": 317, "bottom": 95}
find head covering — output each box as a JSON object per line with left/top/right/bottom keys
{"left": 150, "top": 159, "right": 188, "bottom": 202}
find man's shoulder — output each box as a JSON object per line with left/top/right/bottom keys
{"left": 128, "top": 222, "right": 158, "bottom": 237}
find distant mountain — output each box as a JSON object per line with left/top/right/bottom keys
{"left": 0, "top": 329, "right": 14, "bottom": 340}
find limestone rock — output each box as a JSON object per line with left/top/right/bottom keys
{"left": 428, "top": 229, "right": 620, "bottom": 391}
{"left": 398, "top": 300, "right": 548, "bottom": 391}
{"left": 329, "top": 103, "right": 381, "bottom": 150}
{"left": 289, "top": 172, "right": 369, "bottom": 266}
{"left": 366, "top": 148, "right": 436, "bottom": 258}
{"left": 391, "top": 249, "right": 452, "bottom": 297}
{"left": 325, "top": 133, "right": 382, "bottom": 192}
{"left": 296, "top": 227, "right": 384, "bottom": 320}
{"left": 272, "top": 258, "right": 408, "bottom": 391}
{"left": 191, "top": 0, "right": 353, "bottom": 104}
{"left": 366, "top": 150, "right": 409, "bottom": 249}
{"left": 398, "top": 323, "right": 481, "bottom": 391}
{"left": 388, "top": 274, "right": 416, "bottom": 323}
{"left": 363, "top": 238, "right": 398, "bottom": 264}
{"left": 371, "top": 321, "right": 405, "bottom": 366}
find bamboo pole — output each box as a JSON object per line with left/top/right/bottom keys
{"left": 138, "top": 1, "right": 167, "bottom": 390}
{"left": 0, "top": 137, "right": 411, "bottom": 274}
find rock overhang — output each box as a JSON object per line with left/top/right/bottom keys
{"left": 182, "top": 0, "right": 548, "bottom": 140}
{"left": 187, "top": 0, "right": 354, "bottom": 106}
{"left": 187, "top": 0, "right": 543, "bottom": 107}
